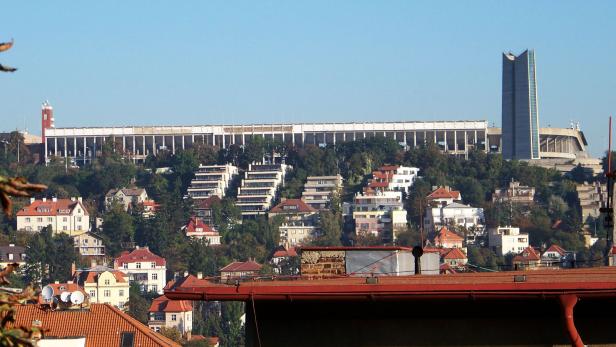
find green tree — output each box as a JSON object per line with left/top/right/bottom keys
{"left": 312, "top": 211, "right": 342, "bottom": 246}
{"left": 127, "top": 283, "right": 150, "bottom": 324}
{"left": 101, "top": 203, "right": 136, "bottom": 256}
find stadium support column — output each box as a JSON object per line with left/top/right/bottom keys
{"left": 222, "top": 133, "right": 226, "bottom": 149}
{"left": 73, "top": 137, "right": 77, "bottom": 161}
{"left": 152, "top": 135, "right": 156, "bottom": 156}
{"left": 172, "top": 136, "right": 175, "bottom": 155}
{"left": 93, "top": 137, "right": 97, "bottom": 158}
{"left": 484, "top": 131, "right": 488, "bottom": 153}
{"left": 122, "top": 136, "right": 126, "bottom": 154}
{"left": 83, "top": 137, "right": 86, "bottom": 165}
{"left": 454, "top": 131, "right": 457, "bottom": 154}
{"left": 474, "top": 131, "right": 478, "bottom": 148}
{"left": 132, "top": 136, "right": 136, "bottom": 163}
{"left": 54, "top": 138, "right": 57, "bottom": 157}
{"left": 212, "top": 133, "right": 216, "bottom": 147}
{"left": 403, "top": 132, "right": 407, "bottom": 146}
{"left": 64, "top": 137, "right": 67, "bottom": 158}
{"left": 413, "top": 132, "right": 417, "bottom": 147}
{"left": 444, "top": 131, "right": 448, "bottom": 152}
{"left": 333, "top": 132, "right": 336, "bottom": 146}
{"left": 182, "top": 135, "right": 185, "bottom": 150}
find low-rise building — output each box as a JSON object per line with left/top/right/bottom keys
{"left": 442, "top": 248, "right": 468, "bottom": 268}
{"left": 16, "top": 197, "right": 89, "bottom": 236}
{"left": 425, "top": 202, "right": 484, "bottom": 234}
{"left": 512, "top": 247, "right": 541, "bottom": 270}
{"left": 220, "top": 261, "right": 263, "bottom": 281}
{"left": 73, "top": 265, "right": 130, "bottom": 310}
{"left": 488, "top": 226, "right": 529, "bottom": 256}
{"left": 193, "top": 196, "right": 220, "bottom": 225}
{"left": 365, "top": 165, "right": 419, "bottom": 195}
{"left": 187, "top": 164, "right": 238, "bottom": 200}
{"left": 541, "top": 244, "right": 574, "bottom": 269}
{"left": 72, "top": 232, "right": 105, "bottom": 257}
{"left": 105, "top": 187, "right": 149, "bottom": 211}
{"left": 301, "top": 175, "right": 343, "bottom": 210}
{"left": 426, "top": 186, "right": 462, "bottom": 207}
{"left": 492, "top": 180, "right": 535, "bottom": 204}
{"left": 148, "top": 295, "right": 193, "bottom": 335}
{"left": 0, "top": 244, "right": 26, "bottom": 268}
{"left": 114, "top": 247, "right": 167, "bottom": 294}
{"left": 269, "top": 199, "right": 319, "bottom": 248}
{"left": 236, "top": 163, "right": 291, "bottom": 217}
{"left": 182, "top": 216, "right": 221, "bottom": 245}
{"left": 433, "top": 226, "right": 464, "bottom": 249}
{"left": 353, "top": 190, "right": 407, "bottom": 241}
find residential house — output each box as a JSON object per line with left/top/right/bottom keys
{"left": 114, "top": 247, "right": 167, "bottom": 294}
{"left": 425, "top": 202, "right": 484, "bottom": 234}
{"left": 220, "top": 261, "right": 263, "bottom": 281}
{"left": 236, "top": 163, "right": 292, "bottom": 217}
{"left": 187, "top": 164, "right": 238, "bottom": 200}
{"left": 73, "top": 265, "right": 130, "bottom": 310}
{"left": 12, "top": 304, "right": 181, "bottom": 347}
{"left": 433, "top": 226, "right": 464, "bottom": 249}
{"left": 488, "top": 226, "right": 529, "bottom": 256}
{"left": 301, "top": 175, "right": 343, "bottom": 210}
{"left": 365, "top": 165, "right": 419, "bottom": 195}
{"left": 105, "top": 187, "right": 149, "bottom": 211}
{"left": 541, "top": 244, "right": 574, "bottom": 268}
{"left": 512, "top": 247, "right": 541, "bottom": 270}
{"left": 16, "top": 197, "right": 89, "bottom": 236}
{"left": 72, "top": 232, "right": 105, "bottom": 257}
{"left": 442, "top": 248, "right": 468, "bottom": 268}
{"left": 353, "top": 190, "right": 407, "bottom": 242}
{"left": 426, "top": 186, "right": 462, "bottom": 207}
{"left": 142, "top": 200, "right": 160, "bottom": 218}
{"left": 182, "top": 216, "right": 221, "bottom": 245}
{"left": 193, "top": 196, "right": 220, "bottom": 225}
{"left": 0, "top": 244, "right": 26, "bottom": 268}
{"left": 271, "top": 247, "right": 298, "bottom": 275}
{"left": 492, "top": 180, "right": 535, "bottom": 204}
{"left": 269, "top": 199, "right": 319, "bottom": 248}
{"left": 148, "top": 295, "right": 193, "bottom": 335}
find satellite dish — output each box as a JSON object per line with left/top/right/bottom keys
{"left": 60, "top": 291, "right": 71, "bottom": 303}
{"left": 41, "top": 286, "right": 54, "bottom": 301}
{"left": 70, "top": 291, "right": 85, "bottom": 305}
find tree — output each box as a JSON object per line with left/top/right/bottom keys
{"left": 312, "top": 211, "right": 342, "bottom": 246}
{"left": 159, "top": 327, "right": 183, "bottom": 343}
{"left": 127, "top": 283, "right": 150, "bottom": 324}
{"left": 101, "top": 203, "right": 136, "bottom": 256}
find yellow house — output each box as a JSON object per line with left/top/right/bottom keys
{"left": 73, "top": 265, "right": 130, "bottom": 311}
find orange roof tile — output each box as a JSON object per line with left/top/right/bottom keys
{"left": 544, "top": 244, "right": 566, "bottom": 256}
{"left": 12, "top": 304, "right": 180, "bottom": 347}
{"left": 513, "top": 246, "right": 541, "bottom": 262}
{"left": 115, "top": 247, "right": 166, "bottom": 267}
{"left": 184, "top": 216, "right": 218, "bottom": 236}
{"left": 434, "top": 226, "right": 464, "bottom": 244}
{"left": 74, "top": 266, "right": 128, "bottom": 284}
{"left": 16, "top": 198, "right": 88, "bottom": 217}
{"left": 272, "top": 247, "right": 298, "bottom": 258}
{"left": 443, "top": 248, "right": 467, "bottom": 260}
{"left": 269, "top": 199, "right": 316, "bottom": 214}
{"left": 148, "top": 295, "right": 192, "bottom": 313}
{"left": 426, "top": 187, "right": 461, "bottom": 200}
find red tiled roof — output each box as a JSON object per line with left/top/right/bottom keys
{"left": 114, "top": 247, "right": 166, "bottom": 267}
{"left": 220, "top": 261, "right": 263, "bottom": 273}
{"left": 12, "top": 304, "right": 180, "bottom": 347}
{"left": 193, "top": 196, "right": 221, "bottom": 209}
{"left": 513, "top": 246, "right": 541, "bottom": 262}
{"left": 368, "top": 181, "right": 389, "bottom": 188}
{"left": 269, "top": 199, "right": 317, "bottom": 214}
{"left": 611, "top": 246, "right": 616, "bottom": 255}
{"left": 439, "top": 263, "right": 457, "bottom": 274}
{"left": 544, "top": 244, "right": 566, "bottom": 256}
{"left": 74, "top": 267, "right": 128, "bottom": 284}
{"left": 142, "top": 200, "right": 160, "bottom": 208}
{"left": 435, "top": 226, "right": 464, "bottom": 244}
{"left": 16, "top": 198, "right": 88, "bottom": 217}
{"left": 272, "top": 247, "right": 298, "bottom": 258}
{"left": 426, "top": 187, "right": 461, "bottom": 200}
{"left": 148, "top": 295, "right": 192, "bottom": 313}
{"left": 378, "top": 165, "right": 399, "bottom": 172}
{"left": 443, "top": 248, "right": 467, "bottom": 260}
{"left": 184, "top": 216, "right": 218, "bottom": 236}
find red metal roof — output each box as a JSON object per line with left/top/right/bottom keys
{"left": 114, "top": 247, "right": 166, "bottom": 267}
{"left": 165, "top": 267, "right": 616, "bottom": 302}
{"left": 148, "top": 295, "right": 192, "bottom": 313}
{"left": 269, "top": 199, "right": 317, "bottom": 214}
{"left": 16, "top": 198, "right": 88, "bottom": 217}
{"left": 220, "top": 261, "right": 263, "bottom": 273}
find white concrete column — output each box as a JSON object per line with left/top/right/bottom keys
{"left": 132, "top": 136, "right": 136, "bottom": 162}
{"left": 172, "top": 136, "right": 176, "bottom": 154}
{"left": 64, "top": 137, "right": 67, "bottom": 157}
{"left": 73, "top": 137, "right": 77, "bottom": 158}
{"left": 474, "top": 130, "right": 477, "bottom": 145}
{"left": 333, "top": 132, "right": 336, "bottom": 145}
{"left": 413, "top": 132, "right": 417, "bottom": 147}
{"left": 403, "top": 132, "right": 407, "bottom": 145}
{"left": 83, "top": 137, "right": 87, "bottom": 164}
{"left": 93, "top": 137, "right": 97, "bottom": 157}
{"left": 222, "top": 134, "right": 226, "bottom": 148}
{"left": 444, "top": 131, "right": 448, "bottom": 151}
{"left": 182, "top": 135, "right": 185, "bottom": 150}
{"left": 212, "top": 134, "right": 216, "bottom": 147}
{"left": 45, "top": 139, "right": 48, "bottom": 165}
{"left": 464, "top": 131, "right": 468, "bottom": 159}
{"left": 454, "top": 131, "right": 458, "bottom": 153}
{"left": 484, "top": 131, "right": 488, "bottom": 152}
{"left": 122, "top": 136, "right": 126, "bottom": 153}
{"left": 152, "top": 135, "right": 156, "bottom": 155}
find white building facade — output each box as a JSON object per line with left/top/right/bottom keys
{"left": 114, "top": 247, "right": 167, "bottom": 295}
{"left": 187, "top": 164, "right": 238, "bottom": 200}
{"left": 488, "top": 226, "right": 529, "bottom": 256}
{"left": 16, "top": 197, "right": 89, "bottom": 236}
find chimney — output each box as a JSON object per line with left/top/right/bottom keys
{"left": 197, "top": 272, "right": 203, "bottom": 279}
{"left": 42, "top": 198, "right": 47, "bottom": 202}
{"left": 71, "top": 197, "right": 76, "bottom": 202}
{"left": 77, "top": 197, "right": 83, "bottom": 203}
{"left": 183, "top": 271, "right": 189, "bottom": 277}
{"left": 52, "top": 197, "right": 57, "bottom": 202}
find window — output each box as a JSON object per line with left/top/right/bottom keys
{"left": 150, "top": 262, "right": 156, "bottom": 268}
{"left": 8, "top": 254, "right": 13, "bottom": 260}
{"left": 37, "top": 217, "right": 43, "bottom": 222}
{"left": 63, "top": 226, "right": 67, "bottom": 231}
{"left": 119, "top": 290, "right": 125, "bottom": 297}
{"left": 63, "top": 217, "right": 68, "bottom": 222}
{"left": 104, "top": 290, "right": 111, "bottom": 297}
{"left": 78, "top": 209, "right": 82, "bottom": 214}
{"left": 25, "top": 218, "right": 30, "bottom": 223}
{"left": 104, "top": 279, "right": 110, "bottom": 285}
{"left": 171, "top": 314, "right": 177, "bottom": 321}
{"left": 152, "top": 273, "right": 158, "bottom": 280}
{"left": 77, "top": 217, "right": 82, "bottom": 222}
{"left": 47, "top": 217, "right": 53, "bottom": 222}
{"left": 120, "top": 332, "right": 135, "bottom": 347}
{"left": 151, "top": 285, "right": 157, "bottom": 293}
{"left": 123, "top": 263, "right": 128, "bottom": 269}
{"left": 89, "top": 290, "right": 96, "bottom": 297}
{"left": 136, "top": 263, "right": 141, "bottom": 269}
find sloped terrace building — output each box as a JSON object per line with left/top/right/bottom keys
{"left": 236, "top": 163, "right": 291, "bottom": 217}
{"left": 187, "top": 164, "right": 238, "bottom": 200}
{"left": 365, "top": 165, "right": 419, "bottom": 195}
{"left": 301, "top": 175, "right": 343, "bottom": 210}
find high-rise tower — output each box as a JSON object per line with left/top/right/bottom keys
{"left": 501, "top": 50, "right": 540, "bottom": 160}
{"left": 41, "top": 100, "right": 54, "bottom": 144}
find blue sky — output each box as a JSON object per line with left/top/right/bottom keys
{"left": 2, "top": 1, "right": 614, "bottom": 156}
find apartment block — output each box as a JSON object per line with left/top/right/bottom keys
{"left": 353, "top": 190, "right": 407, "bottom": 241}
{"left": 187, "top": 164, "right": 238, "bottom": 200}
{"left": 301, "top": 175, "right": 343, "bottom": 210}
{"left": 488, "top": 226, "right": 529, "bottom": 256}
{"left": 16, "top": 197, "right": 89, "bottom": 236}
{"left": 236, "top": 163, "right": 291, "bottom": 217}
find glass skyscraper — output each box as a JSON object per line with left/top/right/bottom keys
{"left": 502, "top": 49, "right": 540, "bottom": 160}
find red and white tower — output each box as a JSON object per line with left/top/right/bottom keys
{"left": 41, "top": 100, "right": 54, "bottom": 144}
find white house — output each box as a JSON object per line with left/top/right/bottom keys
{"left": 366, "top": 165, "right": 419, "bottom": 194}
{"left": 105, "top": 188, "right": 149, "bottom": 211}
{"left": 16, "top": 197, "right": 89, "bottom": 236}
{"left": 114, "top": 247, "right": 167, "bottom": 295}
{"left": 488, "top": 226, "right": 529, "bottom": 256}
{"left": 425, "top": 202, "right": 484, "bottom": 233}
{"left": 182, "top": 216, "right": 221, "bottom": 245}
